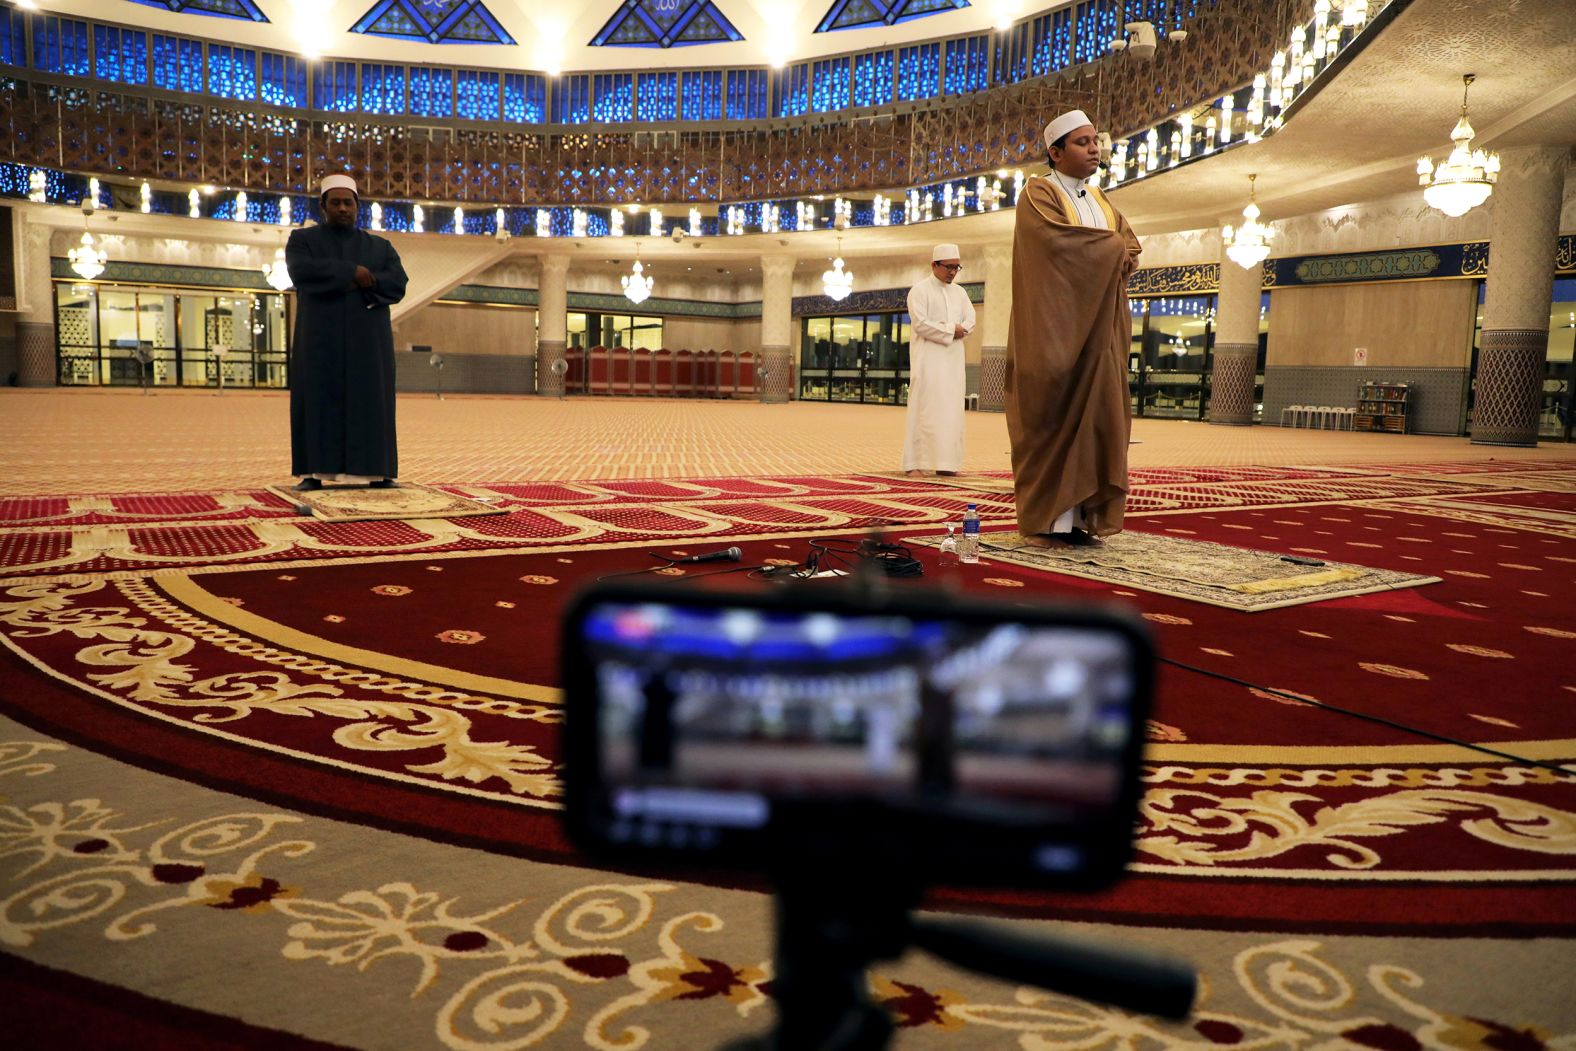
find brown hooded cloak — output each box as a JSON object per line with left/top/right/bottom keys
{"left": 1005, "top": 175, "right": 1141, "bottom": 537}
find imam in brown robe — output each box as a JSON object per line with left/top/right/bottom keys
{"left": 1004, "top": 175, "right": 1142, "bottom": 538}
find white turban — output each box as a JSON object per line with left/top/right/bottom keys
{"left": 319, "top": 173, "right": 358, "bottom": 198}
{"left": 931, "top": 243, "right": 961, "bottom": 262}
{"left": 1043, "top": 109, "right": 1094, "bottom": 150}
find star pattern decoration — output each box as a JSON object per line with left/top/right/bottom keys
{"left": 815, "top": 0, "right": 969, "bottom": 33}
{"left": 351, "top": 0, "right": 515, "bottom": 45}
{"left": 125, "top": 0, "right": 268, "bottom": 21}
{"left": 590, "top": 0, "right": 745, "bottom": 49}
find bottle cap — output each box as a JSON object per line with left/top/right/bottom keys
{"left": 966, "top": 503, "right": 977, "bottom": 509}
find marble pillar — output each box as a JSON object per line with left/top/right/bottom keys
{"left": 1471, "top": 146, "right": 1570, "bottom": 446}
{"left": 978, "top": 243, "right": 1012, "bottom": 412}
{"left": 758, "top": 254, "right": 796, "bottom": 403}
{"left": 535, "top": 253, "right": 569, "bottom": 397}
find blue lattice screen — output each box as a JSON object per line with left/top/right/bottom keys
{"left": 681, "top": 70, "right": 724, "bottom": 121}
{"left": 34, "top": 16, "right": 90, "bottom": 76}
{"left": 896, "top": 42, "right": 939, "bottom": 101}
{"left": 208, "top": 45, "right": 257, "bottom": 101}
{"left": 457, "top": 70, "right": 499, "bottom": 120}
{"left": 93, "top": 25, "right": 148, "bottom": 85}
{"left": 151, "top": 34, "right": 203, "bottom": 93}
{"left": 260, "top": 53, "right": 307, "bottom": 107}
{"left": 314, "top": 62, "right": 359, "bottom": 113}
{"left": 503, "top": 73, "right": 546, "bottom": 123}
{"left": 852, "top": 50, "right": 893, "bottom": 107}
{"left": 361, "top": 63, "right": 405, "bottom": 114}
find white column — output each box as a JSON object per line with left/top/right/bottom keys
{"left": 535, "top": 253, "right": 570, "bottom": 396}
{"left": 1471, "top": 146, "right": 1570, "bottom": 446}
{"left": 1210, "top": 246, "right": 1264, "bottom": 426}
{"left": 17, "top": 213, "right": 56, "bottom": 387}
{"left": 758, "top": 254, "right": 796, "bottom": 403}
{"left": 978, "top": 242, "right": 1012, "bottom": 411}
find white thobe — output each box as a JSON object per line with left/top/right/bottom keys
{"left": 903, "top": 275, "right": 976, "bottom": 472}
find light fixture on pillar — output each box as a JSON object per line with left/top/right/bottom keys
{"left": 139, "top": 181, "right": 151, "bottom": 213}
{"left": 27, "top": 169, "right": 46, "bottom": 202}
{"left": 68, "top": 200, "right": 107, "bottom": 280}
{"left": 822, "top": 238, "right": 853, "bottom": 302}
{"left": 262, "top": 245, "right": 293, "bottom": 291}
{"left": 1417, "top": 74, "right": 1499, "bottom": 218}
{"left": 1222, "top": 174, "right": 1273, "bottom": 270}
{"left": 232, "top": 190, "right": 248, "bottom": 222}
{"left": 622, "top": 242, "right": 653, "bottom": 306}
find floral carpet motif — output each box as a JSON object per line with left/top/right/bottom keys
{"left": 7, "top": 730, "right": 1570, "bottom": 1050}
{"left": 912, "top": 529, "right": 1441, "bottom": 611}
{"left": 2, "top": 455, "right": 1575, "bottom": 1048}
{"left": 0, "top": 463, "right": 1555, "bottom": 580}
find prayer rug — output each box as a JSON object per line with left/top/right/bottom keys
{"left": 264, "top": 482, "right": 508, "bottom": 522}
{"left": 909, "top": 529, "right": 1440, "bottom": 611}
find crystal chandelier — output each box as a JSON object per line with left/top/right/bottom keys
{"left": 68, "top": 201, "right": 107, "bottom": 280}
{"left": 262, "top": 246, "right": 293, "bottom": 291}
{"left": 1417, "top": 74, "right": 1499, "bottom": 218}
{"left": 821, "top": 238, "right": 854, "bottom": 301}
{"left": 1222, "top": 174, "right": 1273, "bottom": 270}
{"left": 622, "top": 243, "right": 653, "bottom": 305}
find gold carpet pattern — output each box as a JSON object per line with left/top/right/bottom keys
{"left": 265, "top": 482, "right": 509, "bottom": 522}
{"left": 911, "top": 530, "right": 1442, "bottom": 610}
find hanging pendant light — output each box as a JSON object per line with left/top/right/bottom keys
{"left": 1222, "top": 173, "right": 1273, "bottom": 270}
{"left": 622, "top": 241, "right": 653, "bottom": 305}
{"left": 68, "top": 200, "right": 107, "bottom": 280}
{"left": 822, "top": 237, "right": 854, "bottom": 302}
{"left": 1417, "top": 74, "right": 1499, "bottom": 218}
{"left": 262, "top": 245, "right": 293, "bottom": 291}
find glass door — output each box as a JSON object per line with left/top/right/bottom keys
{"left": 1131, "top": 295, "right": 1215, "bottom": 418}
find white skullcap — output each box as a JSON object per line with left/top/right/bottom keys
{"left": 931, "top": 243, "right": 961, "bottom": 262}
{"left": 319, "top": 173, "right": 358, "bottom": 197}
{"left": 1043, "top": 109, "right": 1094, "bottom": 150}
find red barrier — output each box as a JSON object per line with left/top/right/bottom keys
{"left": 736, "top": 351, "right": 756, "bottom": 398}
{"left": 674, "top": 349, "right": 695, "bottom": 397}
{"left": 718, "top": 350, "right": 738, "bottom": 397}
{"left": 587, "top": 345, "right": 610, "bottom": 395}
{"left": 632, "top": 347, "right": 653, "bottom": 396}
{"left": 610, "top": 346, "right": 631, "bottom": 395}
{"left": 652, "top": 347, "right": 674, "bottom": 396}
{"left": 564, "top": 346, "right": 585, "bottom": 394}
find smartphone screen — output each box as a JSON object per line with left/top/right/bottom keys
{"left": 562, "top": 587, "right": 1152, "bottom": 887}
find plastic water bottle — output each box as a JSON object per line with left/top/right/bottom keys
{"left": 960, "top": 504, "right": 980, "bottom": 564}
{"left": 937, "top": 525, "right": 959, "bottom": 567}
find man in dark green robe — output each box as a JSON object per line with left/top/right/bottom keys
{"left": 287, "top": 173, "right": 408, "bottom": 491}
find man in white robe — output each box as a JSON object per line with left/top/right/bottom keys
{"left": 903, "top": 243, "right": 977, "bottom": 476}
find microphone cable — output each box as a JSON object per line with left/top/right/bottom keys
{"left": 1158, "top": 654, "right": 1576, "bottom": 780}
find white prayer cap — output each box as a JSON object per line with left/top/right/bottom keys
{"left": 1043, "top": 109, "right": 1094, "bottom": 150}
{"left": 319, "top": 173, "right": 358, "bottom": 198}
{"left": 931, "top": 243, "right": 961, "bottom": 262}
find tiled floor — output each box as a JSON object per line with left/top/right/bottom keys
{"left": 2, "top": 388, "right": 1569, "bottom": 495}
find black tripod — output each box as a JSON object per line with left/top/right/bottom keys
{"left": 723, "top": 869, "right": 1195, "bottom": 1051}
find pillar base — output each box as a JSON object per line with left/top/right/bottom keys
{"left": 17, "top": 321, "right": 54, "bottom": 387}
{"left": 978, "top": 345, "right": 1006, "bottom": 412}
{"left": 535, "top": 340, "right": 565, "bottom": 397}
{"left": 1469, "top": 328, "right": 1545, "bottom": 447}
{"left": 1208, "top": 343, "right": 1258, "bottom": 426}
{"left": 758, "top": 346, "right": 793, "bottom": 403}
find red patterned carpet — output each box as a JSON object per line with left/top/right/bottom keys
{"left": 1, "top": 459, "right": 1574, "bottom": 1049}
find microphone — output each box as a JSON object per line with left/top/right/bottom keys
{"left": 1076, "top": 188, "right": 1087, "bottom": 197}
{"left": 675, "top": 546, "right": 742, "bottom": 564}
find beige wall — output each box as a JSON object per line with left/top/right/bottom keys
{"left": 1266, "top": 280, "right": 1477, "bottom": 368}
{"left": 661, "top": 315, "right": 743, "bottom": 353}
{"left": 395, "top": 302, "right": 536, "bottom": 356}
